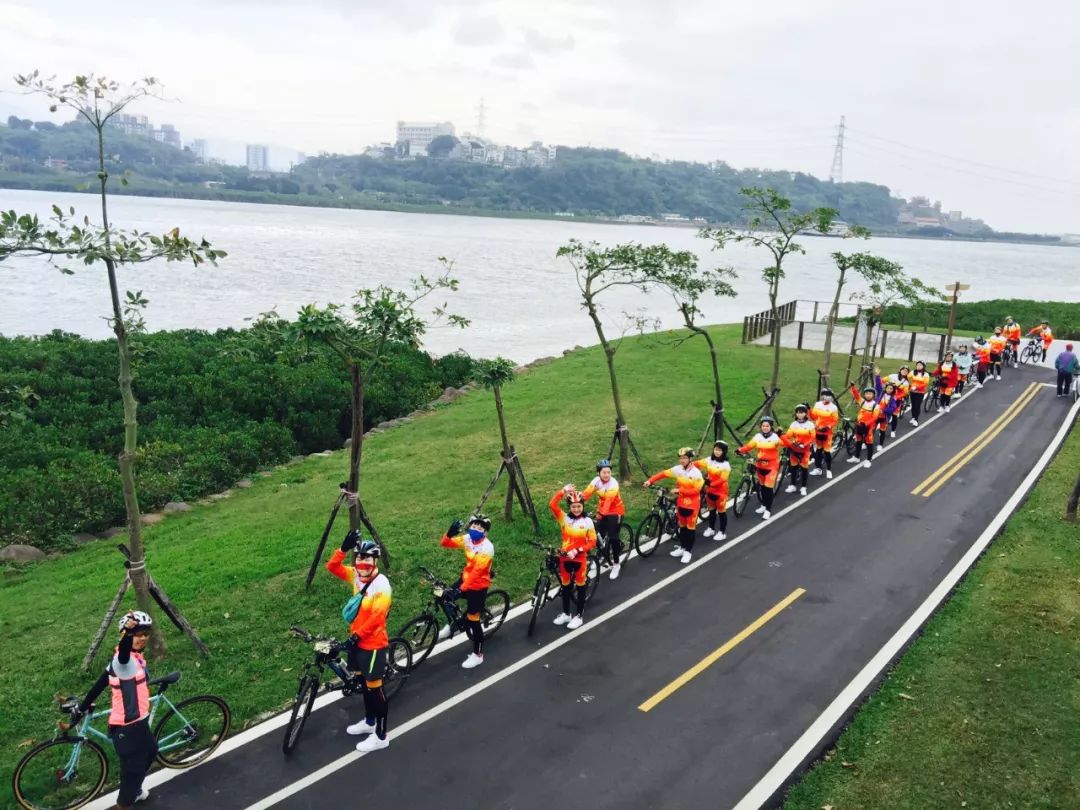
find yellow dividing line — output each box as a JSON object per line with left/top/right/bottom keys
{"left": 638, "top": 588, "right": 806, "bottom": 713}
{"left": 911, "top": 382, "right": 1041, "bottom": 498}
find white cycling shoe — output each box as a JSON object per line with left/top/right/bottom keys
{"left": 135, "top": 790, "right": 150, "bottom": 804}
{"left": 809, "top": 468, "right": 822, "bottom": 476}
{"left": 356, "top": 734, "right": 389, "bottom": 753}
{"left": 346, "top": 719, "right": 376, "bottom": 736}
{"left": 669, "top": 545, "right": 684, "bottom": 557}
{"left": 826, "top": 470, "right": 833, "bottom": 479}
{"left": 755, "top": 504, "right": 766, "bottom": 513}
{"left": 761, "top": 510, "right": 771, "bottom": 521}
{"left": 863, "top": 460, "right": 872, "bottom": 468}
{"left": 680, "top": 550, "right": 692, "bottom": 564}
{"left": 702, "top": 527, "right": 715, "bottom": 537}
{"left": 714, "top": 532, "right": 727, "bottom": 541}
{"left": 567, "top": 615, "right": 584, "bottom": 630}
{"left": 609, "top": 563, "right": 621, "bottom": 580}
{"left": 799, "top": 487, "right": 807, "bottom": 496}
{"left": 784, "top": 485, "right": 797, "bottom": 494}
{"left": 461, "top": 653, "right": 484, "bottom": 670}
{"left": 846, "top": 456, "right": 860, "bottom": 464}
{"left": 553, "top": 613, "right": 571, "bottom": 626}
{"left": 437, "top": 624, "right": 452, "bottom": 642}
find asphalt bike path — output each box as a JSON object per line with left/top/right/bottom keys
{"left": 108, "top": 365, "right": 1074, "bottom": 810}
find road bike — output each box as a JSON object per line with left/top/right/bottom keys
{"left": 396, "top": 566, "right": 509, "bottom": 668}
{"left": 13, "top": 673, "right": 230, "bottom": 810}
{"left": 835, "top": 417, "right": 857, "bottom": 459}
{"left": 1003, "top": 342, "right": 1019, "bottom": 369}
{"left": 731, "top": 458, "right": 766, "bottom": 518}
{"left": 633, "top": 487, "right": 678, "bottom": 558}
{"left": 590, "top": 511, "right": 633, "bottom": 569}
{"left": 281, "top": 626, "right": 412, "bottom": 755}
{"left": 1019, "top": 337, "right": 1041, "bottom": 365}
{"left": 526, "top": 541, "right": 599, "bottom": 637}
{"left": 923, "top": 378, "right": 942, "bottom": 414}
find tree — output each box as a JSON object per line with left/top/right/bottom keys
{"left": 6, "top": 115, "right": 33, "bottom": 129}
{"left": 848, "top": 257, "right": 942, "bottom": 370}
{"left": 820, "top": 243, "right": 883, "bottom": 388}
{"left": 288, "top": 265, "right": 468, "bottom": 533}
{"left": 1067, "top": 473, "right": 1080, "bottom": 522}
{"left": 426, "top": 134, "right": 460, "bottom": 159}
{"left": 556, "top": 239, "right": 698, "bottom": 481}
{"left": 0, "top": 71, "right": 225, "bottom": 657}
{"left": 702, "top": 188, "right": 838, "bottom": 391}
{"left": 472, "top": 357, "right": 536, "bottom": 524}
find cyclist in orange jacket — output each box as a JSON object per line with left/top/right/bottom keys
{"left": 327, "top": 530, "right": 393, "bottom": 753}
{"left": 1028, "top": 321, "right": 1053, "bottom": 362}
{"left": 846, "top": 385, "right": 882, "bottom": 467}
{"left": 582, "top": 459, "right": 626, "bottom": 580}
{"left": 1003, "top": 317, "right": 1022, "bottom": 359}
{"left": 438, "top": 514, "right": 494, "bottom": 669}
{"left": 694, "top": 440, "right": 731, "bottom": 541}
{"left": 644, "top": 447, "right": 705, "bottom": 563}
{"left": 973, "top": 337, "right": 992, "bottom": 386}
{"left": 784, "top": 404, "right": 815, "bottom": 496}
{"left": 810, "top": 388, "right": 840, "bottom": 479}
{"left": 988, "top": 327, "right": 1008, "bottom": 380}
{"left": 932, "top": 351, "right": 961, "bottom": 413}
{"left": 549, "top": 486, "right": 597, "bottom": 629}
{"left": 735, "top": 416, "right": 795, "bottom": 520}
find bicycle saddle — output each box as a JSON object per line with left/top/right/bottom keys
{"left": 148, "top": 671, "right": 182, "bottom": 687}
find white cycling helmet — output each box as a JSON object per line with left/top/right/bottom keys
{"left": 118, "top": 610, "right": 153, "bottom": 634}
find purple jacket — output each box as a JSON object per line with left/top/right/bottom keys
{"left": 1055, "top": 350, "right": 1078, "bottom": 374}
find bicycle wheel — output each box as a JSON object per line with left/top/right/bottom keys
{"left": 633, "top": 513, "right": 663, "bottom": 557}
{"left": 617, "top": 522, "right": 634, "bottom": 565}
{"left": 774, "top": 458, "right": 790, "bottom": 493}
{"left": 527, "top": 574, "right": 549, "bottom": 637}
{"left": 583, "top": 558, "right": 600, "bottom": 603}
{"left": 13, "top": 737, "right": 109, "bottom": 810}
{"left": 396, "top": 613, "right": 439, "bottom": 668}
{"left": 481, "top": 590, "right": 510, "bottom": 638}
{"left": 382, "top": 638, "right": 412, "bottom": 700}
{"left": 153, "top": 695, "right": 231, "bottom": 769}
{"left": 281, "top": 675, "right": 318, "bottom": 756}
{"left": 732, "top": 476, "right": 754, "bottom": 517}
{"left": 1020, "top": 345, "right": 1034, "bottom": 365}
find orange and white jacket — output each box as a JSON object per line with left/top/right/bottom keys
{"left": 848, "top": 387, "right": 882, "bottom": 428}
{"left": 645, "top": 464, "right": 705, "bottom": 509}
{"left": 1004, "top": 323, "right": 1021, "bottom": 342}
{"left": 810, "top": 400, "right": 839, "bottom": 430}
{"left": 989, "top": 335, "right": 1007, "bottom": 355}
{"left": 785, "top": 419, "right": 815, "bottom": 455}
{"left": 440, "top": 533, "right": 494, "bottom": 591}
{"left": 693, "top": 457, "right": 731, "bottom": 496}
{"left": 581, "top": 476, "right": 626, "bottom": 516}
{"left": 909, "top": 371, "right": 931, "bottom": 394}
{"left": 327, "top": 550, "right": 392, "bottom": 650}
{"left": 737, "top": 432, "right": 794, "bottom": 471}
{"left": 549, "top": 491, "right": 597, "bottom": 557}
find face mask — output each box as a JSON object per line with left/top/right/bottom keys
{"left": 467, "top": 528, "right": 485, "bottom": 541}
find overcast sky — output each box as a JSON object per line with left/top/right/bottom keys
{"left": 1, "top": 0, "right": 1077, "bottom": 232}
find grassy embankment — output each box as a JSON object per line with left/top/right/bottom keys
{"left": 785, "top": 422, "right": 1080, "bottom": 809}
{"left": 0, "top": 324, "right": 836, "bottom": 796}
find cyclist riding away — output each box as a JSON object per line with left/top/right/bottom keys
{"left": 548, "top": 485, "right": 597, "bottom": 629}
{"left": 908, "top": 362, "right": 931, "bottom": 426}
{"left": 810, "top": 388, "right": 839, "bottom": 479}
{"left": 694, "top": 440, "right": 731, "bottom": 540}
{"left": 582, "top": 459, "right": 626, "bottom": 580}
{"left": 439, "top": 514, "right": 494, "bottom": 669}
{"left": 72, "top": 611, "right": 157, "bottom": 809}
{"left": 988, "top": 327, "right": 1007, "bottom": 381}
{"left": 847, "top": 385, "right": 882, "bottom": 468}
{"left": 327, "top": 530, "right": 393, "bottom": 752}
{"left": 784, "top": 404, "right": 815, "bottom": 496}
{"left": 644, "top": 447, "right": 705, "bottom": 563}
{"left": 735, "top": 416, "right": 792, "bottom": 520}
{"left": 933, "top": 351, "right": 960, "bottom": 413}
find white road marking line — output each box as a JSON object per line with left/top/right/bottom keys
{"left": 733, "top": 394, "right": 1080, "bottom": 810}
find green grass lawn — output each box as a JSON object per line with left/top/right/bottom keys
{"left": 784, "top": 425, "right": 1080, "bottom": 810}
{"left": 0, "top": 324, "right": 839, "bottom": 797}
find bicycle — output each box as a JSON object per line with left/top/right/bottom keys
{"left": 731, "top": 457, "right": 765, "bottom": 518}
{"left": 590, "top": 511, "right": 633, "bottom": 569}
{"left": 633, "top": 487, "right": 678, "bottom": 558}
{"left": 526, "top": 541, "right": 599, "bottom": 637}
{"left": 280, "top": 626, "right": 412, "bottom": 755}
{"left": 13, "top": 673, "right": 230, "bottom": 810}
{"left": 1019, "top": 337, "right": 1041, "bottom": 365}
{"left": 923, "top": 377, "right": 942, "bottom": 414}
{"left": 834, "top": 417, "right": 856, "bottom": 460}
{"left": 1003, "top": 342, "right": 1018, "bottom": 369}
{"left": 396, "top": 567, "right": 509, "bottom": 668}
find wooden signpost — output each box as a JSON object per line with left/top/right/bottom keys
{"left": 942, "top": 282, "right": 971, "bottom": 360}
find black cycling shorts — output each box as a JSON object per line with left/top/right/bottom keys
{"left": 990, "top": 352, "right": 1002, "bottom": 363}
{"left": 347, "top": 645, "right": 388, "bottom": 682}
{"left": 462, "top": 587, "right": 487, "bottom": 617}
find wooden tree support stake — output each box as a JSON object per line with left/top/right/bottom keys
{"left": 305, "top": 485, "right": 389, "bottom": 591}
{"left": 474, "top": 446, "right": 542, "bottom": 534}
{"left": 604, "top": 422, "right": 650, "bottom": 481}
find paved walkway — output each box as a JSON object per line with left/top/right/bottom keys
{"left": 88, "top": 364, "right": 1079, "bottom": 810}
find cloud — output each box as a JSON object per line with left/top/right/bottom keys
{"left": 451, "top": 13, "right": 505, "bottom": 47}
{"left": 492, "top": 51, "right": 535, "bottom": 71}
{"left": 521, "top": 27, "right": 575, "bottom": 54}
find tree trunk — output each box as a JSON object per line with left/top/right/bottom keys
{"left": 493, "top": 385, "right": 516, "bottom": 520}
{"left": 585, "top": 299, "right": 632, "bottom": 481}
{"left": 348, "top": 362, "right": 364, "bottom": 530}
{"left": 821, "top": 269, "right": 846, "bottom": 387}
{"left": 768, "top": 275, "right": 782, "bottom": 392}
{"left": 684, "top": 313, "right": 725, "bottom": 441}
{"left": 1066, "top": 473, "right": 1080, "bottom": 522}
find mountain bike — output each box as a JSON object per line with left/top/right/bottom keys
{"left": 13, "top": 673, "right": 230, "bottom": 810}
{"left": 280, "top": 626, "right": 412, "bottom": 755}
{"left": 590, "top": 511, "right": 633, "bottom": 569}
{"left": 396, "top": 566, "right": 509, "bottom": 668}
{"left": 633, "top": 487, "right": 678, "bottom": 558}
{"left": 1019, "top": 337, "right": 1041, "bottom": 365}
{"left": 526, "top": 541, "right": 599, "bottom": 637}
{"left": 731, "top": 457, "right": 765, "bottom": 518}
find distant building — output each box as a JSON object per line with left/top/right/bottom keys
{"left": 364, "top": 142, "right": 395, "bottom": 158}
{"left": 43, "top": 156, "right": 68, "bottom": 170}
{"left": 190, "top": 139, "right": 208, "bottom": 162}
{"left": 154, "top": 124, "right": 181, "bottom": 149}
{"left": 295, "top": 152, "right": 306, "bottom": 165}
{"left": 109, "top": 114, "right": 151, "bottom": 137}
{"left": 395, "top": 121, "right": 455, "bottom": 157}
{"left": 246, "top": 144, "right": 270, "bottom": 172}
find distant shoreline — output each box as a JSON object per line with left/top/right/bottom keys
{"left": 0, "top": 181, "right": 1072, "bottom": 248}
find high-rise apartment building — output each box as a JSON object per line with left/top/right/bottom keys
{"left": 246, "top": 144, "right": 270, "bottom": 172}
{"left": 395, "top": 121, "right": 455, "bottom": 157}
{"left": 190, "top": 139, "right": 208, "bottom": 162}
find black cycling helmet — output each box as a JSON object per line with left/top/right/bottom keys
{"left": 862, "top": 386, "right": 876, "bottom": 396}
{"left": 355, "top": 539, "right": 380, "bottom": 559}
{"left": 712, "top": 440, "right": 729, "bottom": 458}
{"left": 760, "top": 415, "right": 777, "bottom": 429}
{"left": 795, "top": 403, "right": 810, "bottom": 415}
{"left": 467, "top": 513, "right": 492, "bottom": 531}
{"left": 975, "top": 335, "right": 984, "bottom": 343}
{"left": 595, "top": 458, "right": 612, "bottom": 472}
{"left": 819, "top": 387, "right": 834, "bottom": 399}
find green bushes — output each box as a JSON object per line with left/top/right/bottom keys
{"left": 0, "top": 328, "right": 478, "bottom": 549}
{"left": 873, "top": 299, "right": 1080, "bottom": 338}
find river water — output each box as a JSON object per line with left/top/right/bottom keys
{"left": 1, "top": 190, "right": 1077, "bottom": 363}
